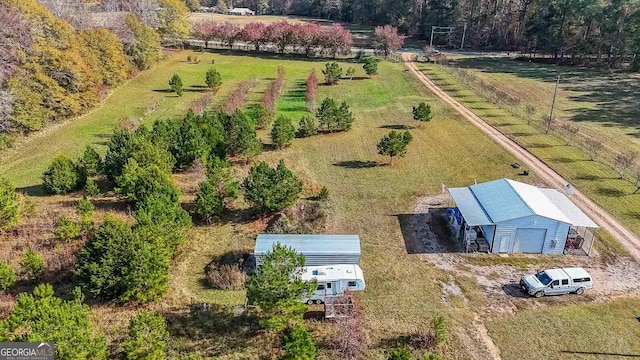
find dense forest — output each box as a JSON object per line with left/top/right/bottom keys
{"left": 233, "top": 0, "right": 640, "bottom": 67}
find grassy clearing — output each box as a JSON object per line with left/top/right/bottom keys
{"left": 487, "top": 297, "right": 640, "bottom": 360}
{"left": 0, "top": 49, "right": 529, "bottom": 358}
{"left": 6, "top": 50, "right": 639, "bottom": 359}
{"left": 417, "top": 61, "right": 640, "bottom": 246}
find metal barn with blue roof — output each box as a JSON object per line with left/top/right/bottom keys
{"left": 254, "top": 234, "right": 361, "bottom": 266}
{"left": 447, "top": 179, "right": 598, "bottom": 254}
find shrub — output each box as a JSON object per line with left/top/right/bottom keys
{"left": 42, "top": 154, "right": 85, "bottom": 195}
{"left": 222, "top": 111, "right": 262, "bottom": 159}
{"left": 433, "top": 315, "right": 447, "bottom": 344}
{"left": 0, "top": 284, "right": 108, "bottom": 359}
{"left": 318, "top": 186, "right": 329, "bottom": 200}
{"left": 85, "top": 179, "right": 100, "bottom": 196}
{"left": 206, "top": 264, "right": 246, "bottom": 290}
{"left": 205, "top": 68, "right": 222, "bottom": 91}
{"left": 281, "top": 324, "right": 316, "bottom": 360}
{"left": 363, "top": 57, "right": 379, "bottom": 77}
{"left": 133, "top": 193, "right": 192, "bottom": 251}
{"left": 194, "top": 180, "right": 224, "bottom": 223}
{"left": 322, "top": 61, "right": 343, "bottom": 85}
{"left": 271, "top": 116, "right": 296, "bottom": 149}
{"left": 116, "top": 160, "right": 179, "bottom": 204}
{"left": 412, "top": 102, "right": 432, "bottom": 124}
{"left": 346, "top": 67, "right": 356, "bottom": 79}
{"left": 77, "top": 196, "right": 94, "bottom": 230}
{"left": 78, "top": 146, "right": 103, "bottom": 176}
{"left": 0, "top": 262, "right": 16, "bottom": 292}
{"left": 20, "top": 248, "right": 44, "bottom": 281}
{"left": 169, "top": 73, "right": 184, "bottom": 96}
{"left": 251, "top": 104, "right": 273, "bottom": 129}
{"left": 123, "top": 311, "right": 169, "bottom": 360}
{"left": 388, "top": 348, "right": 412, "bottom": 360}
{"left": 297, "top": 116, "right": 318, "bottom": 138}
{"left": 54, "top": 215, "right": 81, "bottom": 242}
{"left": 75, "top": 217, "right": 172, "bottom": 303}
{"left": 0, "top": 177, "right": 20, "bottom": 232}
{"left": 243, "top": 160, "right": 303, "bottom": 212}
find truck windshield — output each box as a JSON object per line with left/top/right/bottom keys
{"left": 535, "top": 272, "right": 552, "bottom": 285}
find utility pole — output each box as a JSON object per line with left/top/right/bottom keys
{"left": 547, "top": 73, "right": 560, "bottom": 134}
{"left": 460, "top": 22, "right": 467, "bottom": 49}
{"left": 430, "top": 25, "right": 436, "bottom": 49}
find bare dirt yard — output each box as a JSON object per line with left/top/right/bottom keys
{"left": 403, "top": 194, "right": 640, "bottom": 360}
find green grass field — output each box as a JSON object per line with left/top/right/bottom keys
{"left": 3, "top": 50, "right": 640, "bottom": 359}
{"left": 487, "top": 297, "right": 640, "bottom": 360}
{"left": 416, "top": 61, "right": 640, "bottom": 248}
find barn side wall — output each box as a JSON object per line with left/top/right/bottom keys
{"left": 491, "top": 215, "right": 569, "bottom": 254}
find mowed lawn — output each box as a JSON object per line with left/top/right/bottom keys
{"left": 487, "top": 298, "right": 640, "bottom": 360}
{"left": 417, "top": 62, "right": 640, "bottom": 250}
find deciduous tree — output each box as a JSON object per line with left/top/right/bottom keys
{"left": 157, "top": 0, "right": 191, "bottom": 40}
{"left": 305, "top": 69, "right": 319, "bottom": 110}
{"left": 374, "top": 25, "right": 405, "bottom": 57}
{"left": 241, "top": 22, "right": 267, "bottom": 50}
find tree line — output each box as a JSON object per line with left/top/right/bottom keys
{"left": 233, "top": 0, "right": 640, "bottom": 68}
{"left": 0, "top": 0, "right": 191, "bottom": 149}
{"left": 192, "top": 20, "right": 354, "bottom": 57}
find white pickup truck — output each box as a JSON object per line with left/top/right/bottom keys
{"left": 520, "top": 267, "right": 593, "bottom": 298}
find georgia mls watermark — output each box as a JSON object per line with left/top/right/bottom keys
{"left": 0, "top": 343, "right": 54, "bottom": 360}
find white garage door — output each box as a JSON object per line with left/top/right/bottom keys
{"left": 513, "top": 228, "right": 547, "bottom": 253}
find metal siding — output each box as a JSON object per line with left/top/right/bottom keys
{"left": 494, "top": 216, "right": 564, "bottom": 254}
{"left": 514, "top": 228, "right": 547, "bottom": 253}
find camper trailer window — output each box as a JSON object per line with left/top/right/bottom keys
{"left": 348, "top": 281, "right": 357, "bottom": 287}
{"left": 326, "top": 283, "right": 332, "bottom": 289}
{"left": 317, "top": 284, "right": 325, "bottom": 290}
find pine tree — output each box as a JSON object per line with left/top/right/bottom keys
{"left": 271, "top": 116, "right": 296, "bottom": 149}
{"left": 123, "top": 311, "right": 169, "bottom": 360}
{"left": 243, "top": 160, "right": 303, "bottom": 212}
{"left": 0, "top": 177, "right": 20, "bottom": 232}
{"left": 169, "top": 73, "right": 184, "bottom": 96}
{"left": 377, "top": 131, "right": 413, "bottom": 164}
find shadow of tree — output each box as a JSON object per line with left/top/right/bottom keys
{"left": 332, "top": 160, "right": 384, "bottom": 169}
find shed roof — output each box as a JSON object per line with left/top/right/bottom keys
{"left": 254, "top": 234, "right": 361, "bottom": 255}
{"left": 449, "top": 179, "right": 597, "bottom": 227}
{"left": 539, "top": 189, "right": 598, "bottom": 228}
{"left": 448, "top": 187, "right": 492, "bottom": 226}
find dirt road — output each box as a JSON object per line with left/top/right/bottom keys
{"left": 403, "top": 54, "right": 640, "bottom": 261}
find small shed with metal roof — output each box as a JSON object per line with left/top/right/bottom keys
{"left": 447, "top": 179, "right": 598, "bottom": 254}
{"left": 254, "top": 234, "right": 361, "bottom": 266}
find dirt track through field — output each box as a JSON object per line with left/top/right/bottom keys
{"left": 403, "top": 54, "right": 640, "bottom": 262}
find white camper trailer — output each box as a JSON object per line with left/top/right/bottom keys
{"left": 301, "top": 264, "right": 365, "bottom": 304}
